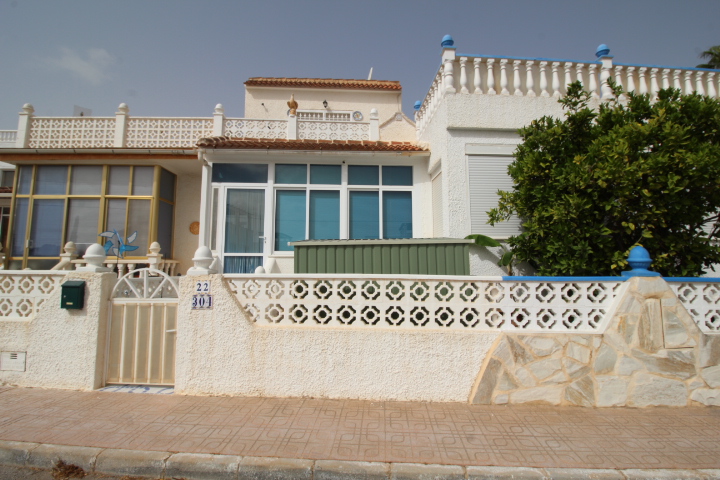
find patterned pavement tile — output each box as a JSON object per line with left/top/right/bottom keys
{"left": 1, "top": 387, "right": 720, "bottom": 469}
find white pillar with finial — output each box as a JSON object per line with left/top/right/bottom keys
{"left": 147, "top": 242, "right": 162, "bottom": 272}
{"left": 114, "top": 103, "right": 129, "bottom": 147}
{"left": 213, "top": 104, "right": 225, "bottom": 136}
{"left": 16, "top": 104, "right": 34, "bottom": 148}
{"left": 76, "top": 244, "right": 112, "bottom": 272}
{"left": 187, "top": 246, "right": 217, "bottom": 276}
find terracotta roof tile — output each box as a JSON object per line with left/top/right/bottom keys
{"left": 196, "top": 137, "right": 426, "bottom": 152}
{"left": 244, "top": 77, "right": 402, "bottom": 91}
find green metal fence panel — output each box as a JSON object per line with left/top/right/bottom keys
{"left": 292, "top": 239, "right": 471, "bottom": 275}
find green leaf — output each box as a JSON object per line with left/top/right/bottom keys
{"left": 465, "top": 234, "right": 502, "bottom": 247}
{"left": 499, "top": 251, "right": 514, "bottom": 266}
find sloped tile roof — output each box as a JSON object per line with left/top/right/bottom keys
{"left": 196, "top": 137, "right": 426, "bottom": 152}
{"left": 244, "top": 77, "right": 402, "bottom": 91}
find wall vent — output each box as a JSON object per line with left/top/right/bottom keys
{"left": 0, "top": 351, "right": 26, "bottom": 372}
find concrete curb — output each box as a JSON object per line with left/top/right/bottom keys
{"left": 1, "top": 441, "right": 720, "bottom": 479}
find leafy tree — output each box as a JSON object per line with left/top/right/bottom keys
{"left": 488, "top": 81, "right": 720, "bottom": 277}
{"left": 697, "top": 46, "right": 720, "bottom": 69}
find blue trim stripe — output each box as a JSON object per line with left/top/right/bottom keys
{"left": 665, "top": 277, "right": 720, "bottom": 283}
{"left": 501, "top": 276, "right": 627, "bottom": 282}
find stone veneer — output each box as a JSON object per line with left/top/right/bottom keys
{"left": 469, "top": 277, "right": 720, "bottom": 407}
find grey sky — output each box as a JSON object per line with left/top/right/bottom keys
{"left": 0, "top": 0, "right": 717, "bottom": 129}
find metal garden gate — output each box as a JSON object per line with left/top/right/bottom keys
{"left": 106, "top": 268, "right": 179, "bottom": 385}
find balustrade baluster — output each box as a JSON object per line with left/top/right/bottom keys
{"left": 539, "top": 61, "right": 549, "bottom": 97}
{"left": 473, "top": 58, "right": 482, "bottom": 94}
{"left": 589, "top": 64, "right": 599, "bottom": 99}
{"left": 443, "top": 58, "right": 456, "bottom": 94}
{"left": 684, "top": 71, "right": 694, "bottom": 94}
{"left": 459, "top": 57, "right": 469, "bottom": 94}
{"left": 563, "top": 62, "right": 573, "bottom": 95}
{"left": 486, "top": 59, "right": 496, "bottom": 95}
{"left": 708, "top": 72, "right": 717, "bottom": 98}
{"left": 575, "top": 63, "right": 585, "bottom": 87}
{"left": 623, "top": 66, "right": 634, "bottom": 93}
{"left": 673, "top": 70, "right": 682, "bottom": 90}
{"left": 696, "top": 71, "right": 706, "bottom": 95}
{"left": 551, "top": 62, "right": 561, "bottom": 97}
{"left": 661, "top": 69, "right": 671, "bottom": 90}
{"left": 513, "top": 60, "right": 523, "bottom": 96}
{"left": 500, "top": 59, "right": 510, "bottom": 95}
{"left": 650, "top": 68, "right": 660, "bottom": 98}
{"left": 613, "top": 66, "right": 626, "bottom": 100}
{"left": 526, "top": 61, "right": 536, "bottom": 97}
{"left": 600, "top": 63, "right": 613, "bottom": 99}
{"left": 638, "top": 67, "right": 648, "bottom": 95}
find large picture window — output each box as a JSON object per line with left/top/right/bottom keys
{"left": 8, "top": 165, "right": 176, "bottom": 270}
{"left": 213, "top": 162, "right": 413, "bottom": 273}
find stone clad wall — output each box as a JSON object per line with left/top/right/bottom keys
{"left": 470, "top": 277, "right": 720, "bottom": 407}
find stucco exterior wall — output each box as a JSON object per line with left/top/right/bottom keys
{"left": 172, "top": 174, "right": 201, "bottom": 274}
{"left": 0, "top": 272, "right": 115, "bottom": 390}
{"left": 244, "top": 87, "right": 404, "bottom": 127}
{"left": 175, "top": 275, "right": 499, "bottom": 402}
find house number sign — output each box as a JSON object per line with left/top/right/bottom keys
{"left": 192, "top": 281, "right": 213, "bottom": 309}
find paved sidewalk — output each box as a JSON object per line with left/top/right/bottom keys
{"left": 1, "top": 386, "right": 719, "bottom": 479}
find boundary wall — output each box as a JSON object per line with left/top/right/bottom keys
{"left": 1, "top": 271, "right": 719, "bottom": 406}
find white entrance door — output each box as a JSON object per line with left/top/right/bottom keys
{"left": 221, "top": 188, "right": 266, "bottom": 273}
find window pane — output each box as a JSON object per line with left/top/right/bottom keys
{"left": 349, "top": 191, "right": 379, "bottom": 239}
{"left": 310, "top": 165, "right": 341, "bottom": 184}
{"left": 70, "top": 166, "right": 103, "bottom": 195}
{"left": 225, "top": 189, "right": 264, "bottom": 253}
{"left": 160, "top": 169, "right": 175, "bottom": 202}
{"left": 11, "top": 198, "right": 28, "bottom": 256}
{"left": 132, "top": 166, "right": 154, "bottom": 195}
{"left": 17, "top": 166, "right": 32, "bottom": 194}
{"left": 66, "top": 199, "right": 99, "bottom": 256}
{"left": 309, "top": 191, "right": 339, "bottom": 240}
{"left": 382, "top": 166, "right": 413, "bottom": 186}
{"left": 224, "top": 256, "right": 263, "bottom": 274}
{"left": 212, "top": 164, "right": 268, "bottom": 183}
{"left": 108, "top": 166, "right": 130, "bottom": 195}
{"left": 383, "top": 191, "right": 412, "bottom": 239}
{"left": 105, "top": 198, "right": 127, "bottom": 252}
{"left": 275, "top": 164, "right": 306, "bottom": 184}
{"left": 35, "top": 166, "right": 67, "bottom": 195}
{"left": 275, "top": 190, "right": 306, "bottom": 251}
{"left": 127, "top": 199, "right": 151, "bottom": 256}
{"left": 157, "top": 201, "right": 174, "bottom": 257}
{"left": 29, "top": 199, "right": 64, "bottom": 256}
{"left": 1, "top": 170, "right": 15, "bottom": 189}
{"left": 348, "top": 165, "right": 379, "bottom": 185}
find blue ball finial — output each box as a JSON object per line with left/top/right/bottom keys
{"left": 441, "top": 35, "right": 454, "bottom": 48}
{"left": 621, "top": 245, "right": 661, "bottom": 277}
{"left": 596, "top": 44, "right": 610, "bottom": 58}
{"left": 414, "top": 101, "right": 422, "bottom": 111}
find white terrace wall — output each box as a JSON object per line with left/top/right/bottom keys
{"left": 2, "top": 268, "right": 719, "bottom": 406}
{"left": 175, "top": 274, "right": 499, "bottom": 402}
{"left": 0, "top": 272, "right": 115, "bottom": 390}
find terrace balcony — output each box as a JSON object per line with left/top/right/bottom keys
{"left": 415, "top": 37, "right": 720, "bottom": 137}
{"left": 1, "top": 103, "right": 379, "bottom": 150}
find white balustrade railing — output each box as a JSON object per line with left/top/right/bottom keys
{"left": 14, "top": 110, "right": 377, "bottom": 148}
{"left": 669, "top": 281, "right": 720, "bottom": 333}
{"left": 0, "top": 272, "right": 65, "bottom": 319}
{"left": 298, "top": 120, "right": 370, "bottom": 141}
{"left": 226, "top": 275, "right": 626, "bottom": 332}
{"left": 126, "top": 117, "right": 214, "bottom": 148}
{"left": 0, "top": 130, "right": 17, "bottom": 147}
{"left": 224, "top": 119, "right": 287, "bottom": 139}
{"left": 28, "top": 117, "right": 116, "bottom": 148}
{"left": 416, "top": 52, "right": 720, "bottom": 135}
